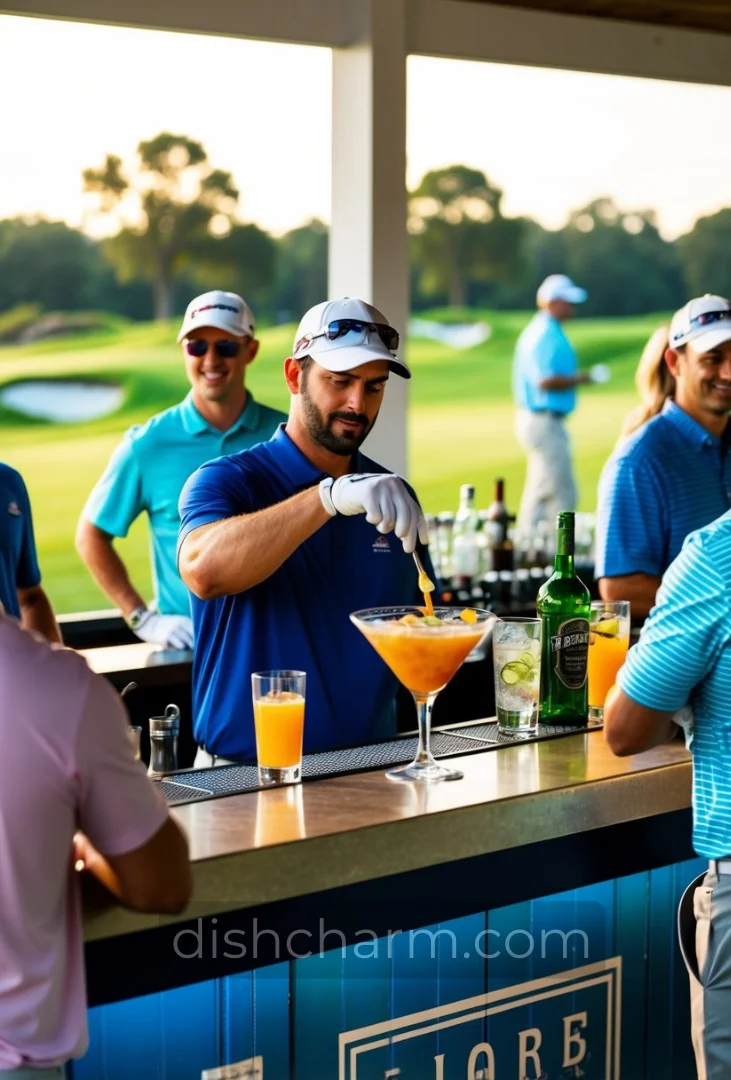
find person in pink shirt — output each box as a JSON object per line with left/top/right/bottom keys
{"left": 0, "top": 614, "right": 191, "bottom": 1077}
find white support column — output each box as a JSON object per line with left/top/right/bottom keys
{"left": 329, "top": 0, "right": 409, "bottom": 476}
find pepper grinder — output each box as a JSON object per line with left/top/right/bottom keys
{"left": 148, "top": 704, "right": 181, "bottom": 779}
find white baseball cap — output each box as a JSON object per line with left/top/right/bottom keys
{"left": 291, "top": 297, "right": 411, "bottom": 379}
{"left": 669, "top": 294, "right": 731, "bottom": 353}
{"left": 537, "top": 274, "right": 588, "bottom": 306}
{"left": 177, "top": 290, "right": 255, "bottom": 343}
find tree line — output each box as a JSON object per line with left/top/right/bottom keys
{"left": 0, "top": 133, "right": 728, "bottom": 334}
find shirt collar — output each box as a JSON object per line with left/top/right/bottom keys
{"left": 268, "top": 425, "right": 369, "bottom": 489}
{"left": 661, "top": 398, "right": 719, "bottom": 451}
{"left": 269, "top": 425, "right": 322, "bottom": 487}
{"left": 179, "top": 390, "right": 262, "bottom": 437}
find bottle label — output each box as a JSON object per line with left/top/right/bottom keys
{"left": 550, "top": 617, "right": 589, "bottom": 689}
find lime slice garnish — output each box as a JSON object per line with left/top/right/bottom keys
{"left": 500, "top": 661, "right": 529, "bottom": 686}
{"left": 590, "top": 618, "right": 619, "bottom": 637}
{"left": 518, "top": 651, "right": 535, "bottom": 669}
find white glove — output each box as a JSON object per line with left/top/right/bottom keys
{"left": 319, "top": 473, "right": 428, "bottom": 555}
{"left": 133, "top": 611, "right": 194, "bottom": 650}
{"left": 673, "top": 706, "right": 694, "bottom": 750}
{"left": 589, "top": 363, "right": 611, "bottom": 384}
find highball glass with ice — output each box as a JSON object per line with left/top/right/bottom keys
{"left": 251, "top": 670, "right": 306, "bottom": 786}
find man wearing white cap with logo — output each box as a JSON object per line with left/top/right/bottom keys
{"left": 512, "top": 274, "right": 608, "bottom": 531}
{"left": 596, "top": 293, "right": 731, "bottom": 618}
{"left": 178, "top": 298, "right": 431, "bottom": 765}
{"left": 77, "top": 290, "right": 286, "bottom": 648}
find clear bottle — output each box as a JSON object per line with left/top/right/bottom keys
{"left": 148, "top": 704, "right": 181, "bottom": 778}
{"left": 536, "top": 512, "right": 590, "bottom": 727}
{"left": 484, "top": 478, "right": 514, "bottom": 573}
{"left": 451, "top": 484, "right": 481, "bottom": 587}
{"left": 436, "top": 511, "right": 455, "bottom": 582}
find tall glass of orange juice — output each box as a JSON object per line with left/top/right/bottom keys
{"left": 588, "top": 602, "right": 630, "bottom": 722}
{"left": 251, "top": 670, "right": 306, "bottom": 786}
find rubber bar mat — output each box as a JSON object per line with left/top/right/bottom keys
{"left": 159, "top": 720, "right": 597, "bottom": 806}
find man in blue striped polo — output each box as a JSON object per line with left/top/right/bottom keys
{"left": 596, "top": 294, "right": 731, "bottom": 618}
{"left": 604, "top": 511, "right": 731, "bottom": 1078}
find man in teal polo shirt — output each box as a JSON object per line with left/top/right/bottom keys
{"left": 76, "top": 290, "right": 286, "bottom": 648}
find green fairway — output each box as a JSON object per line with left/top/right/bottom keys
{"left": 0, "top": 310, "right": 666, "bottom": 613}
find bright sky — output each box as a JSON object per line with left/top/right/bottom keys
{"left": 1, "top": 14, "right": 731, "bottom": 239}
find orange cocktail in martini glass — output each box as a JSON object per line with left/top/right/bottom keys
{"left": 350, "top": 606, "right": 496, "bottom": 782}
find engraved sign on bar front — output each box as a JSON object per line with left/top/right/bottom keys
{"left": 338, "top": 958, "right": 621, "bottom": 1079}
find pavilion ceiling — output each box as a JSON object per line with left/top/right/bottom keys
{"left": 466, "top": 0, "right": 731, "bottom": 35}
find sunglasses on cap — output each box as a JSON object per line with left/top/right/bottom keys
{"left": 672, "top": 308, "right": 731, "bottom": 346}
{"left": 185, "top": 338, "right": 242, "bottom": 359}
{"left": 296, "top": 319, "right": 399, "bottom": 357}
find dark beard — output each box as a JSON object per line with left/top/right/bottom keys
{"left": 301, "top": 385, "right": 373, "bottom": 456}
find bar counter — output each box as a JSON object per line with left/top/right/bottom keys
{"left": 85, "top": 730, "right": 691, "bottom": 943}
{"left": 79, "top": 723, "right": 702, "bottom": 1079}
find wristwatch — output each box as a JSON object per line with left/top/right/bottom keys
{"left": 126, "top": 606, "right": 149, "bottom": 631}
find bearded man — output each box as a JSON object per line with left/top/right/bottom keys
{"left": 177, "top": 298, "right": 430, "bottom": 765}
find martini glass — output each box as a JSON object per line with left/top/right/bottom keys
{"left": 350, "top": 606, "right": 496, "bottom": 782}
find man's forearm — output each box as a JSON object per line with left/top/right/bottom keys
{"left": 19, "top": 588, "right": 61, "bottom": 644}
{"left": 180, "top": 486, "right": 330, "bottom": 600}
{"left": 76, "top": 519, "right": 146, "bottom": 617}
{"left": 599, "top": 573, "right": 661, "bottom": 620}
{"left": 538, "top": 374, "right": 590, "bottom": 390}
{"left": 604, "top": 685, "right": 679, "bottom": 756}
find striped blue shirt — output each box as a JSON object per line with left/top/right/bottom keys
{"left": 618, "top": 509, "right": 731, "bottom": 858}
{"left": 512, "top": 312, "right": 578, "bottom": 415}
{"left": 595, "top": 399, "right": 731, "bottom": 579}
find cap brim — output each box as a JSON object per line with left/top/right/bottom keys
{"left": 299, "top": 341, "right": 411, "bottom": 379}
{"left": 177, "top": 313, "right": 251, "bottom": 343}
{"left": 561, "top": 286, "right": 587, "bottom": 304}
{"left": 689, "top": 325, "right": 731, "bottom": 354}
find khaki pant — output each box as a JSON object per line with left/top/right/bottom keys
{"left": 678, "top": 867, "right": 731, "bottom": 1078}
{"left": 514, "top": 409, "right": 577, "bottom": 531}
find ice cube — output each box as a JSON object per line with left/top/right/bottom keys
{"left": 496, "top": 622, "right": 530, "bottom": 646}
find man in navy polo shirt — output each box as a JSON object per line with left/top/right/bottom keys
{"left": 77, "top": 290, "right": 285, "bottom": 649}
{"left": 0, "top": 463, "right": 60, "bottom": 643}
{"left": 596, "top": 294, "right": 731, "bottom": 618}
{"left": 178, "top": 297, "right": 429, "bottom": 765}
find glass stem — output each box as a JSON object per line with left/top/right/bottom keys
{"left": 413, "top": 692, "right": 438, "bottom": 765}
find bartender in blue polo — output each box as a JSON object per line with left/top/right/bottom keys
{"left": 178, "top": 297, "right": 430, "bottom": 766}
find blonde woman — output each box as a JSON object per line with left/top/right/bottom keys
{"left": 619, "top": 325, "right": 673, "bottom": 440}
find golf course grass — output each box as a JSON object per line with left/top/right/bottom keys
{"left": 0, "top": 309, "right": 667, "bottom": 613}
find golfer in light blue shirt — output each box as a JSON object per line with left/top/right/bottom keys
{"left": 513, "top": 274, "right": 606, "bottom": 531}
{"left": 76, "top": 290, "right": 286, "bottom": 649}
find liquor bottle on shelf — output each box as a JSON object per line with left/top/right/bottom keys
{"left": 451, "top": 484, "right": 481, "bottom": 587}
{"left": 424, "top": 513, "right": 440, "bottom": 576}
{"left": 484, "top": 478, "right": 514, "bottom": 572}
{"left": 536, "top": 511, "right": 590, "bottom": 727}
{"left": 436, "top": 511, "right": 455, "bottom": 584}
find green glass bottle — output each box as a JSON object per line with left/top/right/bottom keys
{"left": 536, "top": 511, "right": 590, "bottom": 727}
